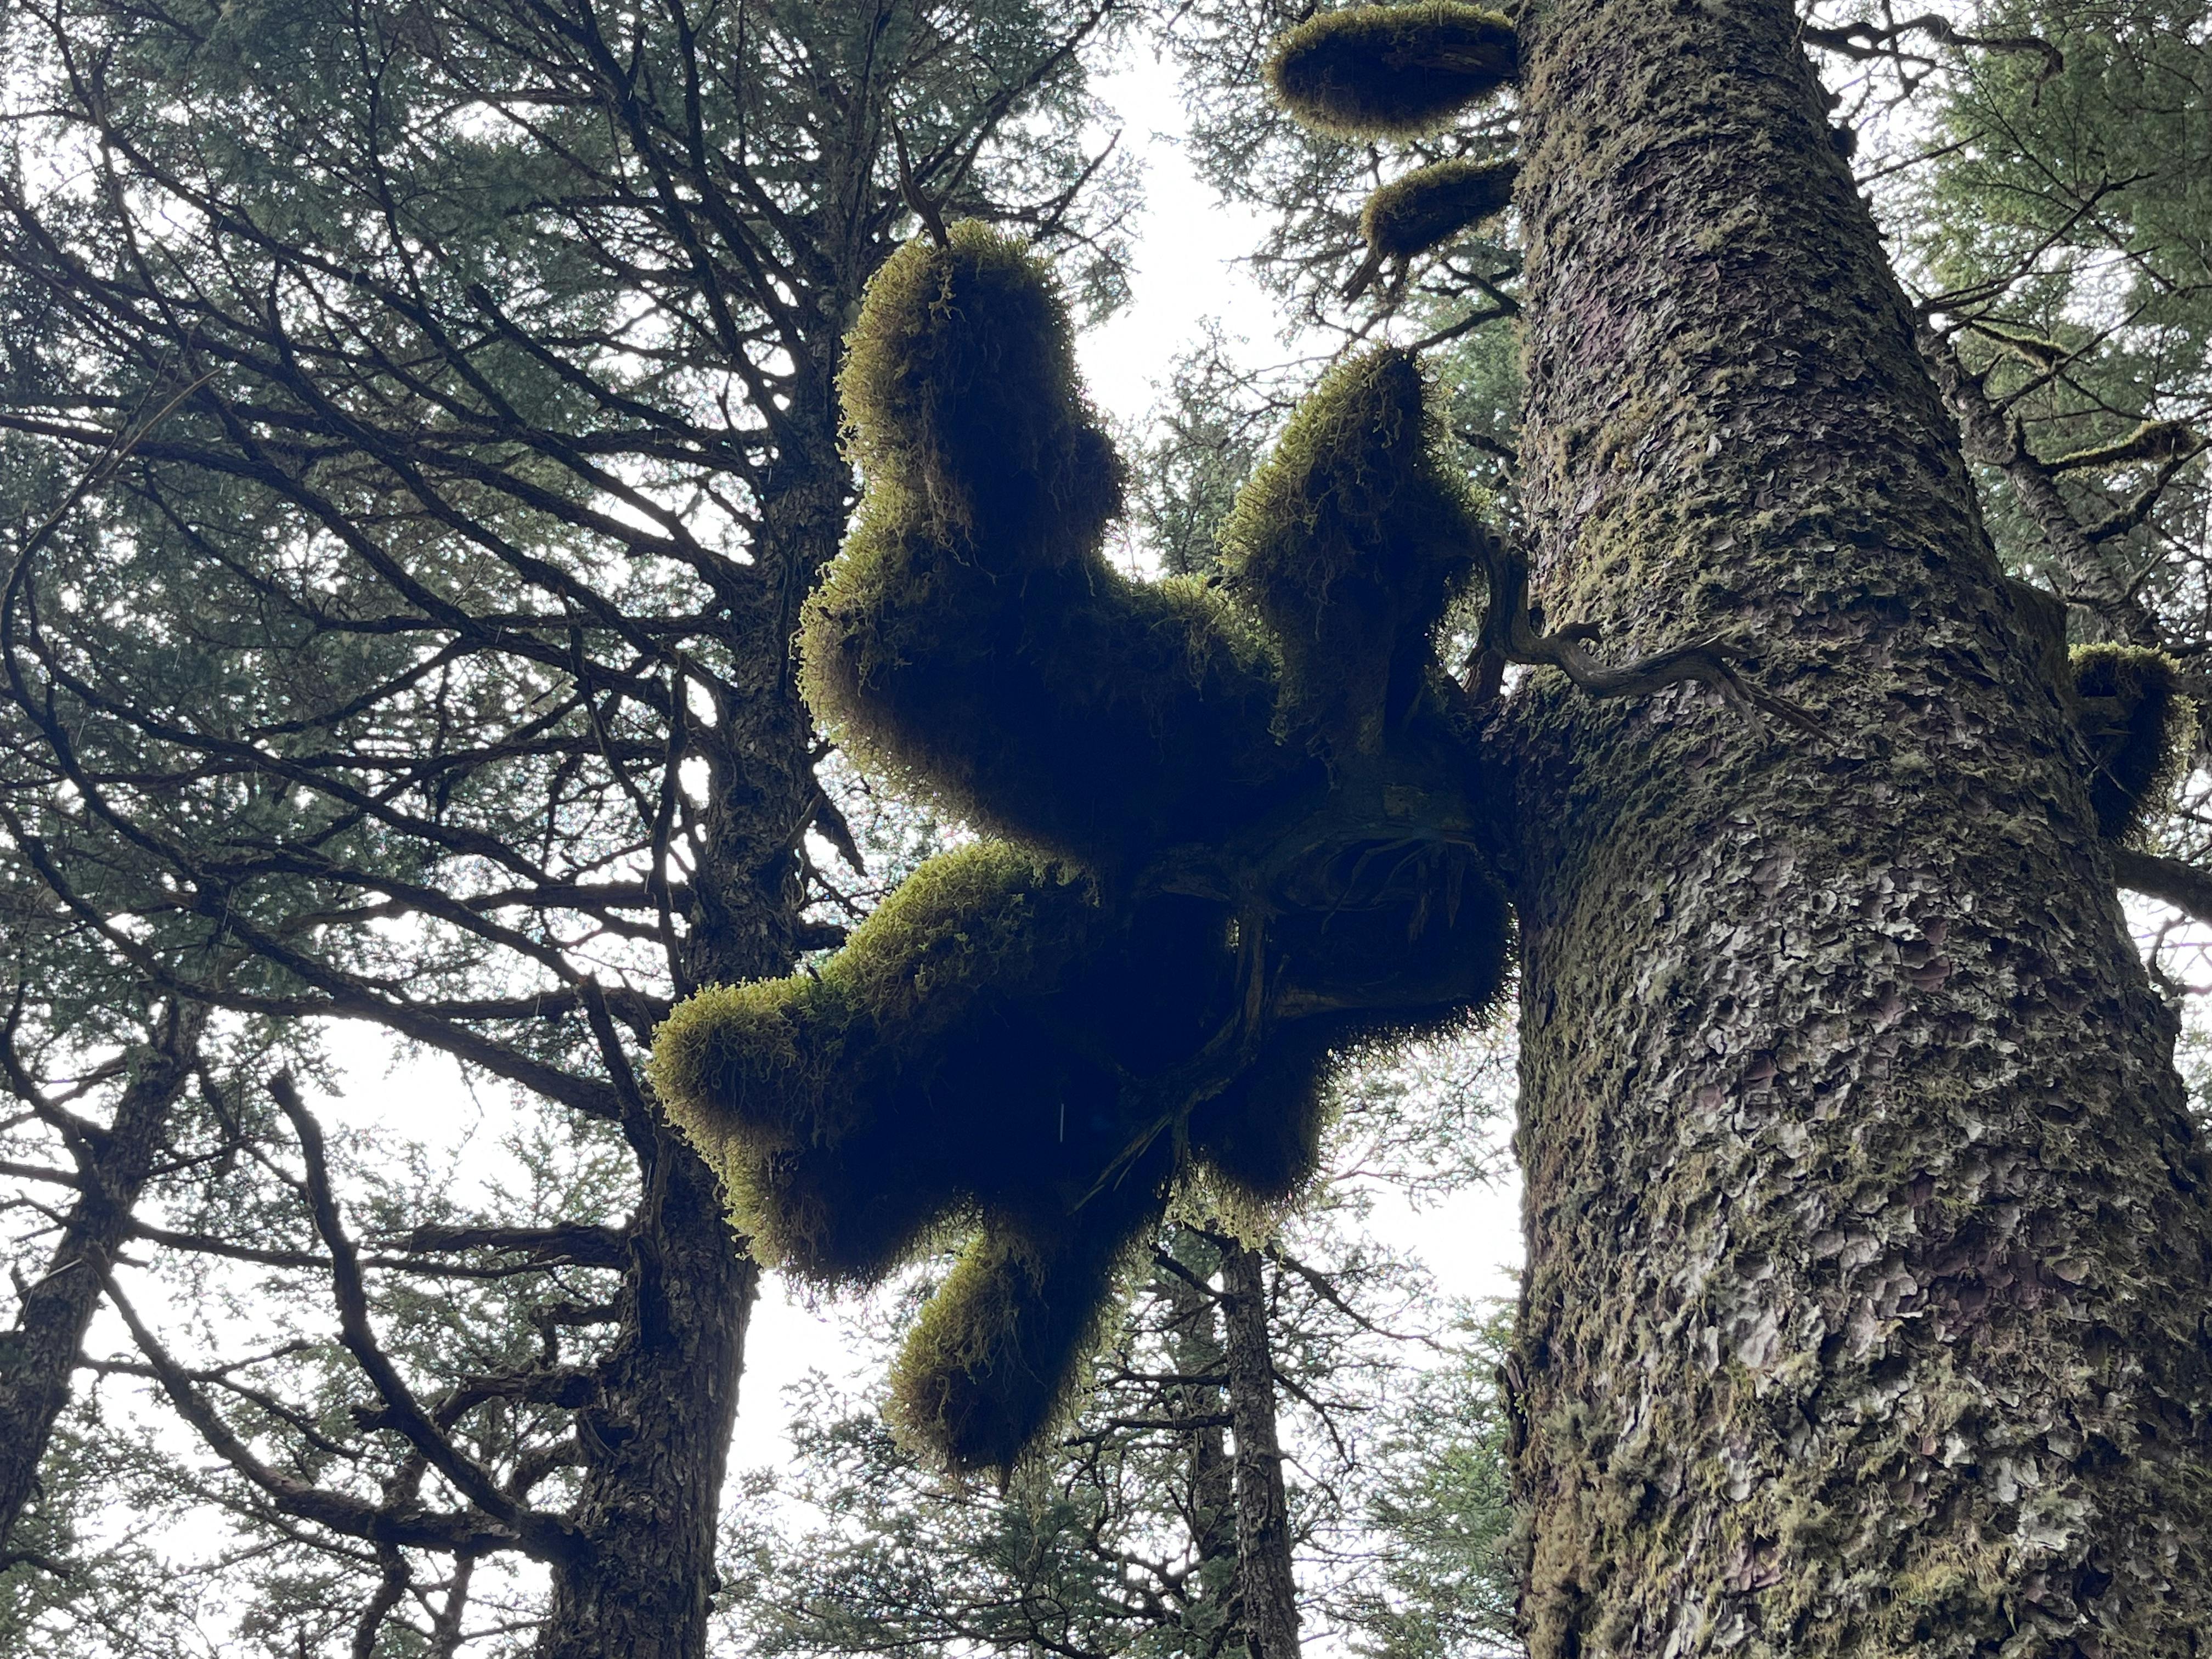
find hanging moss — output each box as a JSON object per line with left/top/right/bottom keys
{"left": 887, "top": 1176, "right": 1167, "bottom": 1475}
{"left": 1266, "top": 4, "right": 1518, "bottom": 139}
{"left": 2071, "top": 645, "right": 2194, "bottom": 842}
{"left": 659, "top": 217, "right": 1533, "bottom": 1475}
{"left": 1217, "top": 347, "right": 1485, "bottom": 759}
{"left": 1361, "top": 158, "right": 1517, "bottom": 264}
{"left": 805, "top": 223, "right": 1313, "bottom": 870}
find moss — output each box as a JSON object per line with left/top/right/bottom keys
{"left": 661, "top": 222, "right": 1527, "bottom": 1475}
{"left": 2069, "top": 645, "right": 2193, "bottom": 842}
{"left": 1266, "top": 4, "right": 1518, "bottom": 139}
{"left": 887, "top": 1180, "right": 1164, "bottom": 1476}
{"left": 650, "top": 844, "right": 1115, "bottom": 1282}
{"left": 1217, "top": 347, "right": 1487, "bottom": 759}
{"left": 1360, "top": 159, "right": 1517, "bottom": 263}
{"left": 806, "top": 223, "right": 1311, "bottom": 869}
{"left": 838, "top": 224, "right": 1109, "bottom": 546}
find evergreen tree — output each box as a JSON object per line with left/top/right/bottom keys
{"left": 0, "top": 1, "right": 1134, "bottom": 1652}
{"left": 654, "top": 1, "right": 2212, "bottom": 1652}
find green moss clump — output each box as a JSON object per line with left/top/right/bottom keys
{"left": 888, "top": 1186, "right": 1162, "bottom": 1475}
{"left": 1266, "top": 4, "right": 1517, "bottom": 139}
{"left": 650, "top": 844, "right": 1118, "bottom": 1282}
{"left": 2071, "top": 645, "right": 2195, "bottom": 842}
{"left": 1361, "top": 159, "right": 1517, "bottom": 263}
{"left": 805, "top": 223, "right": 1311, "bottom": 870}
{"left": 661, "top": 223, "right": 1525, "bottom": 1477}
{"left": 1218, "top": 348, "right": 1486, "bottom": 759}
{"left": 655, "top": 844, "right": 1257, "bottom": 1471}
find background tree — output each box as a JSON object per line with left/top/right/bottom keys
{"left": 723, "top": 1124, "right": 1522, "bottom": 1659}
{"left": 0, "top": 0, "right": 1133, "bottom": 1652}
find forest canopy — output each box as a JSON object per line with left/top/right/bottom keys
{"left": 1, "top": 0, "right": 2210, "bottom": 1655}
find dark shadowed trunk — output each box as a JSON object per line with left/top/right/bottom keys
{"left": 1221, "top": 1239, "right": 1300, "bottom": 1659}
{"left": 0, "top": 1001, "right": 204, "bottom": 1560}
{"left": 534, "top": 444, "right": 847, "bottom": 1659}
{"left": 1158, "top": 1232, "right": 1242, "bottom": 1642}
{"left": 1498, "top": 0, "right": 2212, "bottom": 1651}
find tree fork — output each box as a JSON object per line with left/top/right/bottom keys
{"left": 1499, "top": 0, "right": 2212, "bottom": 1652}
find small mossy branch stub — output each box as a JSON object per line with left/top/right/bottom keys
{"left": 656, "top": 224, "right": 1520, "bottom": 1475}
{"left": 1218, "top": 347, "right": 1487, "bottom": 760}
{"left": 2070, "top": 645, "right": 2194, "bottom": 843}
{"left": 1360, "top": 159, "right": 1517, "bottom": 266}
{"left": 1266, "top": 3, "right": 1518, "bottom": 139}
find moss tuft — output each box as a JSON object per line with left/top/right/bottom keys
{"left": 1266, "top": 4, "right": 1517, "bottom": 140}
{"left": 838, "top": 223, "right": 1109, "bottom": 545}
{"left": 1217, "top": 348, "right": 1486, "bottom": 759}
{"left": 887, "top": 1186, "right": 1163, "bottom": 1477}
{"left": 651, "top": 844, "right": 1119, "bottom": 1282}
{"left": 1360, "top": 159, "right": 1517, "bottom": 263}
{"left": 2071, "top": 645, "right": 2195, "bottom": 842}
{"left": 807, "top": 224, "right": 1311, "bottom": 870}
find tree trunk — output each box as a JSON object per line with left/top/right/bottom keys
{"left": 1221, "top": 1240, "right": 1300, "bottom": 1659}
{"left": 0, "top": 1002, "right": 204, "bottom": 1559}
{"left": 534, "top": 449, "right": 847, "bottom": 1659}
{"left": 1499, "top": 0, "right": 2212, "bottom": 1652}
{"left": 533, "top": 1133, "right": 757, "bottom": 1659}
{"left": 1159, "top": 1231, "right": 1241, "bottom": 1647}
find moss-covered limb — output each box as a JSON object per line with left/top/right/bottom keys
{"left": 1346, "top": 160, "right": 1519, "bottom": 298}
{"left": 1218, "top": 349, "right": 1485, "bottom": 761}
{"left": 2047, "top": 417, "right": 2202, "bottom": 472}
{"left": 650, "top": 845, "right": 1115, "bottom": 1281}
{"left": 2070, "top": 645, "right": 2194, "bottom": 842}
{"left": 810, "top": 224, "right": 1309, "bottom": 869}
{"left": 888, "top": 1169, "right": 1170, "bottom": 1476}
{"left": 805, "top": 540, "right": 1309, "bottom": 869}
{"left": 838, "top": 224, "right": 1116, "bottom": 552}
{"left": 1500, "top": 0, "right": 2212, "bottom": 1643}
{"left": 1919, "top": 329, "right": 2166, "bottom": 651}
{"left": 1266, "top": 4, "right": 1518, "bottom": 139}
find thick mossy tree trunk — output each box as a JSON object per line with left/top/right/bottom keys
{"left": 1500, "top": 0, "right": 2212, "bottom": 1651}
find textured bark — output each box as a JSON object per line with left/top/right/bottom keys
{"left": 533, "top": 1133, "right": 757, "bottom": 1659}
{"left": 0, "top": 1002, "right": 204, "bottom": 1557}
{"left": 1221, "top": 1241, "right": 1300, "bottom": 1659}
{"left": 1498, "top": 0, "right": 2212, "bottom": 1653}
